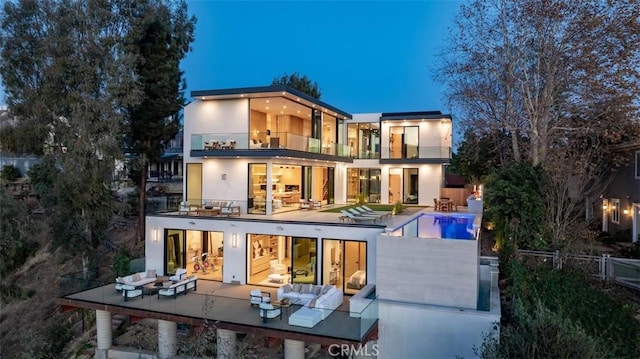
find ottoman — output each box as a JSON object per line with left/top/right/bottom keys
{"left": 288, "top": 307, "right": 322, "bottom": 328}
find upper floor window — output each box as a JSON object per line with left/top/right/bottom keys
{"left": 348, "top": 123, "right": 380, "bottom": 159}
{"left": 635, "top": 151, "right": 640, "bottom": 179}
{"left": 611, "top": 198, "right": 620, "bottom": 224}
{"left": 389, "top": 126, "right": 419, "bottom": 159}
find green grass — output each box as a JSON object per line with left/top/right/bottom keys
{"left": 320, "top": 204, "right": 395, "bottom": 213}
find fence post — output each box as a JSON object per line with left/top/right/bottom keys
{"left": 600, "top": 254, "right": 606, "bottom": 281}
{"left": 605, "top": 254, "right": 612, "bottom": 284}
{"left": 553, "top": 250, "right": 562, "bottom": 269}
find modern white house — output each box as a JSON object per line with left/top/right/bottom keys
{"left": 59, "top": 85, "right": 499, "bottom": 359}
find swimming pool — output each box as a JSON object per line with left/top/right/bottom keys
{"left": 416, "top": 214, "right": 477, "bottom": 240}
{"left": 383, "top": 213, "right": 479, "bottom": 240}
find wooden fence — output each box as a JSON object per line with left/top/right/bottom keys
{"left": 440, "top": 187, "right": 473, "bottom": 207}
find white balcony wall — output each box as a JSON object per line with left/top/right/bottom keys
{"left": 145, "top": 216, "right": 381, "bottom": 285}
{"left": 184, "top": 98, "right": 250, "bottom": 161}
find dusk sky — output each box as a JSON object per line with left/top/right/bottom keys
{"left": 0, "top": 1, "right": 465, "bottom": 119}
{"left": 183, "top": 0, "right": 464, "bottom": 114}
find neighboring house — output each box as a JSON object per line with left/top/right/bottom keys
{"left": 58, "top": 85, "right": 499, "bottom": 359}
{"left": 599, "top": 142, "right": 640, "bottom": 243}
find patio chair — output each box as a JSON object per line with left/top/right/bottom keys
{"left": 433, "top": 198, "right": 440, "bottom": 211}
{"left": 259, "top": 302, "right": 282, "bottom": 322}
{"left": 250, "top": 289, "right": 271, "bottom": 306}
{"left": 169, "top": 268, "right": 187, "bottom": 282}
{"left": 340, "top": 210, "right": 377, "bottom": 224}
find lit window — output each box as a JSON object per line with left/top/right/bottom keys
{"left": 611, "top": 198, "right": 620, "bottom": 224}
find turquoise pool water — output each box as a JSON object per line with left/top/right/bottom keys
{"left": 417, "top": 214, "right": 476, "bottom": 240}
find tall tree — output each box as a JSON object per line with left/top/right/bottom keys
{"left": 0, "top": 0, "right": 140, "bottom": 265}
{"left": 438, "top": 0, "right": 640, "bottom": 245}
{"left": 271, "top": 72, "right": 321, "bottom": 99}
{"left": 125, "top": 0, "right": 195, "bottom": 242}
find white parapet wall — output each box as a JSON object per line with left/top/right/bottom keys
{"left": 376, "top": 235, "right": 479, "bottom": 309}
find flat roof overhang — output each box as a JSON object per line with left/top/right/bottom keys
{"left": 380, "top": 111, "right": 452, "bottom": 122}
{"left": 191, "top": 85, "right": 352, "bottom": 121}
{"left": 190, "top": 149, "right": 355, "bottom": 163}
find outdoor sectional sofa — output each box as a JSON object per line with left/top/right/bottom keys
{"left": 277, "top": 283, "right": 343, "bottom": 328}
{"left": 157, "top": 276, "right": 198, "bottom": 299}
{"left": 115, "top": 270, "right": 157, "bottom": 294}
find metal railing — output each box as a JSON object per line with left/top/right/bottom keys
{"left": 518, "top": 250, "right": 640, "bottom": 290}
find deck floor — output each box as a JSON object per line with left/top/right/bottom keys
{"left": 62, "top": 280, "right": 372, "bottom": 343}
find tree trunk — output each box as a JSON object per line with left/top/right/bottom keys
{"left": 138, "top": 159, "right": 148, "bottom": 242}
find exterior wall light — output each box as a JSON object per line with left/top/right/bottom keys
{"left": 232, "top": 233, "right": 238, "bottom": 248}
{"left": 152, "top": 228, "right": 159, "bottom": 242}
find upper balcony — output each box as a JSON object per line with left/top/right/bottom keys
{"left": 190, "top": 132, "right": 353, "bottom": 162}
{"left": 379, "top": 145, "right": 452, "bottom": 164}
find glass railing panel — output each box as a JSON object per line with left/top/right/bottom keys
{"left": 191, "top": 132, "right": 352, "bottom": 158}
{"left": 380, "top": 146, "right": 452, "bottom": 159}
{"left": 359, "top": 297, "right": 379, "bottom": 338}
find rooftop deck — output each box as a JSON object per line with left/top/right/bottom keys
{"left": 59, "top": 279, "right": 377, "bottom": 345}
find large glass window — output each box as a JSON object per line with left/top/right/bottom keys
{"left": 347, "top": 168, "right": 381, "bottom": 203}
{"left": 272, "top": 164, "right": 302, "bottom": 212}
{"left": 347, "top": 123, "right": 380, "bottom": 159}
{"left": 165, "top": 229, "right": 185, "bottom": 275}
{"left": 390, "top": 126, "right": 419, "bottom": 159}
{"left": 165, "top": 229, "right": 223, "bottom": 281}
{"left": 403, "top": 168, "right": 419, "bottom": 204}
{"left": 292, "top": 238, "right": 317, "bottom": 284}
{"left": 344, "top": 241, "right": 367, "bottom": 295}
{"left": 248, "top": 234, "right": 291, "bottom": 286}
{"left": 249, "top": 97, "right": 313, "bottom": 151}
{"left": 248, "top": 163, "right": 267, "bottom": 214}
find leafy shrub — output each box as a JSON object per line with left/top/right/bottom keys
{"left": 0, "top": 165, "right": 21, "bottom": 181}
{"left": 484, "top": 163, "right": 549, "bottom": 250}
{"left": 504, "top": 259, "right": 640, "bottom": 357}
{"left": 112, "top": 251, "right": 131, "bottom": 277}
{"left": 391, "top": 201, "right": 404, "bottom": 214}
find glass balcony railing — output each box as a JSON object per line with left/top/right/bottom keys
{"left": 191, "top": 132, "right": 352, "bottom": 158}
{"left": 381, "top": 145, "right": 451, "bottom": 160}
{"left": 59, "top": 269, "right": 378, "bottom": 342}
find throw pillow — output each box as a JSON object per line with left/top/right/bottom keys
{"left": 308, "top": 296, "right": 319, "bottom": 308}
{"left": 146, "top": 269, "right": 156, "bottom": 278}
{"left": 132, "top": 273, "right": 141, "bottom": 282}
{"left": 313, "top": 286, "right": 322, "bottom": 295}
{"left": 163, "top": 282, "right": 172, "bottom": 288}
{"left": 321, "top": 285, "right": 331, "bottom": 295}
{"left": 116, "top": 277, "right": 124, "bottom": 284}
{"left": 292, "top": 283, "right": 302, "bottom": 293}
{"left": 282, "top": 284, "right": 292, "bottom": 293}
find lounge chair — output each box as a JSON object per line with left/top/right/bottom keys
{"left": 259, "top": 302, "right": 282, "bottom": 322}
{"left": 250, "top": 289, "right": 271, "bottom": 306}
{"left": 348, "top": 208, "right": 383, "bottom": 219}
{"left": 358, "top": 206, "right": 391, "bottom": 218}
{"left": 340, "top": 210, "right": 377, "bottom": 224}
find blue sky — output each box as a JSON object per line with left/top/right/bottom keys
{"left": 183, "top": 0, "right": 464, "bottom": 114}
{"left": 0, "top": 1, "right": 464, "bottom": 116}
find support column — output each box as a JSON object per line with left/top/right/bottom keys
{"left": 158, "top": 319, "right": 177, "bottom": 359}
{"left": 284, "top": 339, "right": 305, "bottom": 359}
{"left": 95, "top": 310, "right": 112, "bottom": 359}
{"left": 216, "top": 328, "right": 237, "bottom": 359}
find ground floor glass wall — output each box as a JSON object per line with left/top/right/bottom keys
{"left": 247, "top": 235, "right": 317, "bottom": 287}
{"left": 165, "top": 229, "right": 223, "bottom": 281}
{"left": 347, "top": 168, "right": 381, "bottom": 203}
{"left": 322, "top": 239, "right": 367, "bottom": 295}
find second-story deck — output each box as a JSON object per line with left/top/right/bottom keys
{"left": 59, "top": 277, "right": 377, "bottom": 345}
